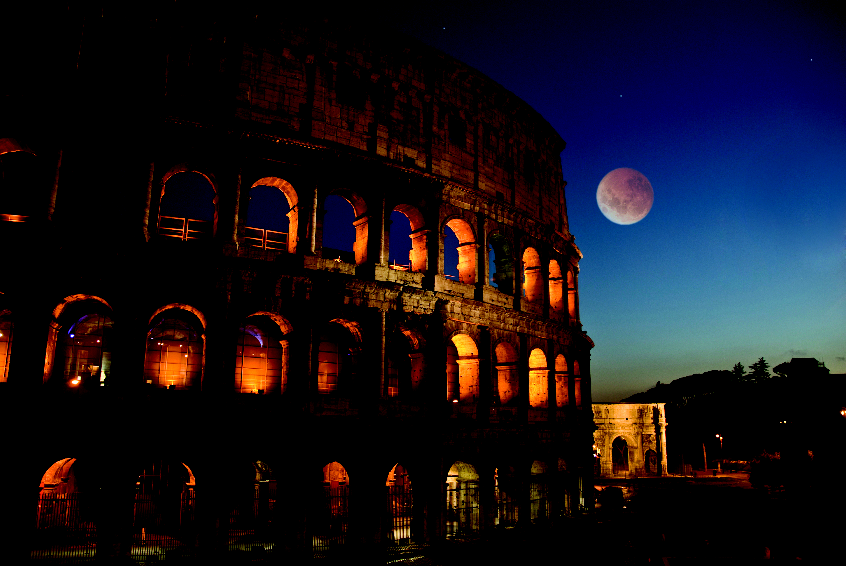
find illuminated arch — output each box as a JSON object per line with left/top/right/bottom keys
{"left": 444, "top": 217, "right": 477, "bottom": 284}
{"left": 387, "top": 326, "right": 426, "bottom": 397}
{"left": 555, "top": 354, "right": 569, "bottom": 408}
{"left": 144, "top": 306, "right": 206, "bottom": 389}
{"left": 522, "top": 247, "right": 542, "bottom": 303}
{"left": 1, "top": 309, "right": 13, "bottom": 382}
{"left": 391, "top": 203, "right": 427, "bottom": 272}
{"left": 447, "top": 333, "right": 479, "bottom": 403}
{"left": 325, "top": 189, "right": 369, "bottom": 265}
{"left": 317, "top": 319, "right": 362, "bottom": 394}
{"left": 44, "top": 295, "right": 114, "bottom": 385}
{"left": 158, "top": 165, "right": 219, "bottom": 239}
{"left": 549, "top": 260, "right": 564, "bottom": 314}
{"left": 529, "top": 348, "right": 548, "bottom": 408}
{"left": 567, "top": 269, "right": 578, "bottom": 323}
{"left": 250, "top": 177, "right": 299, "bottom": 253}
{"left": 235, "top": 313, "right": 292, "bottom": 394}
{"left": 494, "top": 341, "right": 518, "bottom": 405}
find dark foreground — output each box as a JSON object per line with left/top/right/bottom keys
{"left": 381, "top": 473, "right": 834, "bottom": 566}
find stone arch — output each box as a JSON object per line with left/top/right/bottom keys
{"left": 444, "top": 217, "right": 477, "bottom": 284}
{"left": 44, "top": 295, "right": 114, "bottom": 386}
{"left": 158, "top": 165, "right": 219, "bottom": 239}
{"left": 324, "top": 189, "right": 369, "bottom": 265}
{"left": 446, "top": 333, "right": 479, "bottom": 403}
{"left": 0, "top": 138, "right": 39, "bottom": 221}
{"left": 494, "top": 341, "right": 519, "bottom": 405}
{"left": 529, "top": 459, "right": 550, "bottom": 522}
{"left": 549, "top": 259, "right": 564, "bottom": 314}
{"left": 391, "top": 203, "right": 427, "bottom": 272}
{"left": 235, "top": 312, "right": 292, "bottom": 394}
{"left": 144, "top": 306, "right": 206, "bottom": 389}
{"left": 249, "top": 177, "right": 299, "bottom": 253}
{"left": 386, "top": 462, "right": 413, "bottom": 543}
{"left": 522, "top": 247, "right": 542, "bottom": 303}
{"left": 387, "top": 326, "right": 426, "bottom": 397}
{"left": 528, "top": 348, "right": 548, "bottom": 409}
{"left": 487, "top": 231, "right": 514, "bottom": 294}
{"left": 0, "top": 308, "right": 13, "bottom": 382}
{"left": 317, "top": 319, "right": 362, "bottom": 395}
{"left": 554, "top": 354, "right": 569, "bottom": 408}
{"left": 445, "top": 460, "right": 480, "bottom": 537}
{"left": 612, "top": 436, "right": 630, "bottom": 474}
{"left": 567, "top": 269, "right": 578, "bottom": 323}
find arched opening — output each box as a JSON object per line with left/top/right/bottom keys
{"left": 495, "top": 342, "right": 518, "bottom": 406}
{"left": 529, "top": 460, "right": 549, "bottom": 522}
{"left": 159, "top": 170, "right": 217, "bottom": 240}
{"left": 0, "top": 139, "right": 38, "bottom": 221}
{"left": 134, "top": 460, "right": 197, "bottom": 558}
{"left": 567, "top": 270, "right": 578, "bottom": 323}
{"left": 528, "top": 348, "right": 548, "bottom": 409}
{"left": 228, "top": 460, "right": 275, "bottom": 552}
{"left": 0, "top": 311, "right": 12, "bottom": 382}
{"left": 446, "top": 334, "right": 479, "bottom": 404}
{"left": 444, "top": 218, "right": 476, "bottom": 284}
{"left": 386, "top": 328, "right": 423, "bottom": 398}
{"left": 494, "top": 465, "right": 518, "bottom": 527}
{"left": 645, "top": 449, "right": 658, "bottom": 475}
{"left": 445, "top": 461, "right": 479, "bottom": 538}
{"left": 388, "top": 210, "right": 412, "bottom": 270}
{"left": 35, "top": 457, "right": 96, "bottom": 560}
{"left": 245, "top": 183, "right": 291, "bottom": 251}
{"left": 314, "top": 462, "right": 350, "bottom": 552}
{"left": 555, "top": 354, "right": 569, "bottom": 408}
{"left": 549, "top": 260, "right": 564, "bottom": 314}
{"left": 487, "top": 233, "right": 513, "bottom": 294}
{"left": 144, "top": 308, "right": 205, "bottom": 389}
{"left": 522, "top": 247, "right": 542, "bottom": 303}
{"left": 317, "top": 320, "right": 360, "bottom": 395}
{"left": 612, "top": 437, "right": 629, "bottom": 474}
{"left": 45, "top": 296, "right": 114, "bottom": 388}
{"left": 59, "top": 313, "right": 114, "bottom": 389}
{"left": 323, "top": 192, "right": 368, "bottom": 265}
{"left": 235, "top": 314, "right": 290, "bottom": 394}
{"left": 386, "top": 463, "right": 412, "bottom": 543}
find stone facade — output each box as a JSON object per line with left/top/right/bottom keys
{"left": 593, "top": 403, "right": 668, "bottom": 477}
{"left": 1, "top": 7, "right": 594, "bottom": 562}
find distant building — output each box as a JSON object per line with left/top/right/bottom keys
{"left": 593, "top": 404, "right": 667, "bottom": 477}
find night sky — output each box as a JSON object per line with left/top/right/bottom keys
{"left": 379, "top": 1, "right": 846, "bottom": 400}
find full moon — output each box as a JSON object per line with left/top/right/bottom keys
{"left": 596, "top": 168, "right": 654, "bottom": 225}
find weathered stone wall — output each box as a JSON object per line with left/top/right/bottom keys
{"left": 593, "top": 403, "right": 669, "bottom": 477}
{"left": 1, "top": 7, "right": 594, "bottom": 561}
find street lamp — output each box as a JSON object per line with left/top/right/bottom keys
{"left": 715, "top": 434, "right": 723, "bottom": 473}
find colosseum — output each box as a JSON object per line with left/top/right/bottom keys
{"left": 1, "top": 6, "right": 595, "bottom": 563}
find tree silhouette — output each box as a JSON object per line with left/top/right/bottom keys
{"left": 748, "top": 357, "right": 771, "bottom": 383}
{"left": 731, "top": 362, "right": 746, "bottom": 382}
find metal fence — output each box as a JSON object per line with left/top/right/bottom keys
{"left": 445, "top": 482, "right": 479, "bottom": 539}
{"left": 495, "top": 485, "right": 518, "bottom": 527}
{"left": 131, "top": 490, "right": 197, "bottom": 562}
{"left": 244, "top": 227, "right": 288, "bottom": 251}
{"left": 386, "top": 485, "right": 412, "bottom": 543}
{"left": 312, "top": 485, "right": 349, "bottom": 554}
{"left": 32, "top": 493, "right": 96, "bottom": 563}
{"left": 228, "top": 483, "right": 275, "bottom": 554}
{"left": 159, "top": 216, "right": 213, "bottom": 241}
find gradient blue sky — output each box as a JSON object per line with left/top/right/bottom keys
{"left": 382, "top": 1, "right": 846, "bottom": 400}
